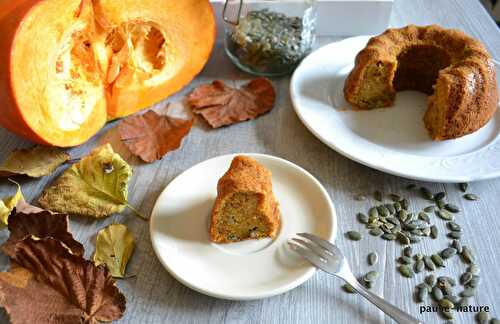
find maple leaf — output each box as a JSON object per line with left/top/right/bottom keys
{"left": 0, "top": 180, "right": 24, "bottom": 229}
{"left": 93, "top": 224, "right": 135, "bottom": 278}
{"left": 118, "top": 110, "right": 193, "bottom": 163}
{"left": 186, "top": 78, "right": 276, "bottom": 128}
{"left": 38, "top": 144, "right": 144, "bottom": 219}
{"left": 0, "top": 146, "right": 70, "bottom": 178}
{"left": 0, "top": 236, "right": 126, "bottom": 324}
{"left": 2, "top": 209, "right": 85, "bottom": 258}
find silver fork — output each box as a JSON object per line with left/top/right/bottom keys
{"left": 289, "top": 233, "right": 423, "bottom": 324}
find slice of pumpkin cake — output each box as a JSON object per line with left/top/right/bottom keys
{"left": 209, "top": 155, "right": 280, "bottom": 243}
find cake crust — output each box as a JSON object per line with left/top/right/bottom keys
{"left": 343, "top": 24, "right": 498, "bottom": 140}
{"left": 209, "top": 156, "right": 280, "bottom": 243}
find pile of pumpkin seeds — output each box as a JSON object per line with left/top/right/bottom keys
{"left": 343, "top": 183, "right": 499, "bottom": 323}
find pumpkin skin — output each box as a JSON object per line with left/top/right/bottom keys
{"left": 0, "top": 0, "right": 216, "bottom": 146}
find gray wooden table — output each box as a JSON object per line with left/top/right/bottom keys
{"left": 1, "top": 0, "right": 499, "bottom": 323}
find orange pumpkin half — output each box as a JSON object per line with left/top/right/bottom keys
{"left": 0, "top": 0, "right": 215, "bottom": 146}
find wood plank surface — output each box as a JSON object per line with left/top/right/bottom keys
{"left": 1, "top": 0, "right": 499, "bottom": 323}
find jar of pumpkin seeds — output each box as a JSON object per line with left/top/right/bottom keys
{"left": 223, "top": 0, "right": 317, "bottom": 77}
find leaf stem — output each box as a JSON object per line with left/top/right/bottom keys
{"left": 126, "top": 203, "right": 148, "bottom": 221}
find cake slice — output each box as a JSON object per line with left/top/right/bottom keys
{"left": 209, "top": 155, "right": 280, "bottom": 243}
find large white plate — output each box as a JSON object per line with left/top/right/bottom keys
{"left": 150, "top": 153, "right": 336, "bottom": 300}
{"left": 291, "top": 36, "right": 500, "bottom": 183}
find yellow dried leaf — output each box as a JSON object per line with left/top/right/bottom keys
{"left": 0, "top": 181, "right": 24, "bottom": 229}
{"left": 0, "top": 146, "right": 69, "bottom": 178}
{"left": 94, "top": 224, "right": 135, "bottom": 278}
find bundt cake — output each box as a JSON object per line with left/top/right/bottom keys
{"left": 209, "top": 155, "right": 280, "bottom": 243}
{"left": 344, "top": 25, "right": 498, "bottom": 140}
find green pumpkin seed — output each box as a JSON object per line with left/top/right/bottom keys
{"left": 386, "top": 217, "right": 399, "bottom": 225}
{"left": 354, "top": 194, "right": 367, "bottom": 201}
{"left": 397, "top": 210, "right": 408, "bottom": 222}
{"left": 441, "top": 309, "right": 454, "bottom": 320}
{"left": 342, "top": 283, "right": 357, "bottom": 293}
{"left": 346, "top": 231, "right": 362, "bottom": 241}
{"left": 432, "top": 286, "right": 444, "bottom": 301}
{"left": 368, "top": 252, "right": 378, "bottom": 266}
{"left": 357, "top": 213, "right": 369, "bottom": 224}
{"left": 393, "top": 201, "right": 402, "bottom": 212}
{"left": 440, "top": 298, "right": 454, "bottom": 309}
{"left": 441, "top": 247, "right": 457, "bottom": 259}
{"left": 409, "top": 235, "right": 421, "bottom": 244}
{"left": 420, "top": 187, "right": 434, "bottom": 200}
{"left": 399, "top": 256, "right": 413, "bottom": 265}
{"left": 416, "top": 286, "right": 427, "bottom": 302}
{"left": 431, "top": 254, "right": 445, "bottom": 267}
{"left": 390, "top": 194, "right": 401, "bottom": 202}
{"left": 437, "top": 210, "right": 454, "bottom": 221}
{"left": 397, "top": 232, "right": 410, "bottom": 245}
{"left": 414, "top": 252, "right": 424, "bottom": 261}
{"left": 423, "top": 205, "right": 435, "bottom": 213}
{"left": 381, "top": 233, "right": 396, "bottom": 241}
{"left": 434, "top": 192, "right": 446, "bottom": 201}
{"left": 398, "top": 264, "right": 414, "bottom": 278}
{"left": 363, "top": 270, "right": 379, "bottom": 282}
{"left": 445, "top": 203, "right": 460, "bottom": 213}
{"left": 476, "top": 311, "right": 489, "bottom": 324}
{"left": 461, "top": 246, "right": 475, "bottom": 264}
{"left": 452, "top": 239, "right": 463, "bottom": 254}
{"left": 438, "top": 276, "right": 456, "bottom": 286}
{"left": 430, "top": 225, "right": 438, "bottom": 239}
{"left": 400, "top": 198, "right": 409, "bottom": 210}
{"left": 425, "top": 275, "right": 436, "bottom": 286}
{"left": 385, "top": 203, "right": 396, "bottom": 215}
{"left": 489, "top": 318, "right": 500, "bottom": 324}
{"left": 468, "top": 264, "right": 480, "bottom": 275}
{"left": 424, "top": 256, "right": 436, "bottom": 270}
{"left": 418, "top": 212, "right": 430, "bottom": 223}
{"left": 459, "top": 182, "right": 468, "bottom": 192}
{"left": 414, "top": 260, "right": 424, "bottom": 273}
{"left": 377, "top": 205, "right": 389, "bottom": 217}
{"left": 369, "top": 228, "right": 383, "bottom": 236}
{"left": 468, "top": 275, "right": 481, "bottom": 288}
{"left": 436, "top": 199, "right": 446, "bottom": 209}
{"left": 369, "top": 207, "right": 379, "bottom": 218}
{"left": 447, "top": 221, "right": 462, "bottom": 232}
{"left": 460, "top": 287, "right": 476, "bottom": 297}
{"left": 422, "top": 227, "right": 431, "bottom": 236}
{"left": 374, "top": 190, "right": 383, "bottom": 201}
{"left": 460, "top": 272, "right": 473, "bottom": 285}
{"left": 403, "top": 246, "right": 413, "bottom": 258}
{"left": 448, "top": 231, "right": 462, "bottom": 239}
{"left": 463, "top": 193, "right": 479, "bottom": 201}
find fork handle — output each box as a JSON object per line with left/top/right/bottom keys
{"left": 347, "top": 278, "right": 423, "bottom": 324}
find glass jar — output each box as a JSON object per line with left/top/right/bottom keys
{"left": 223, "top": 0, "right": 317, "bottom": 77}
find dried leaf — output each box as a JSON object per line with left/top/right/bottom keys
{"left": 119, "top": 110, "right": 193, "bottom": 163}
{"left": 2, "top": 209, "right": 84, "bottom": 258}
{"left": 0, "top": 180, "right": 24, "bottom": 229}
{"left": 38, "top": 144, "right": 135, "bottom": 218}
{"left": 93, "top": 224, "right": 135, "bottom": 278}
{"left": 0, "top": 236, "right": 125, "bottom": 324}
{"left": 0, "top": 146, "right": 70, "bottom": 178}
{"left": 187, "top": 78, "right": 276, "bottom": 128}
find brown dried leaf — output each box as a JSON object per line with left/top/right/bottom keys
{"left": 0, "top": 237, "right": 126, "bottom": 324}
{"left": 186, "top": 78, "right": 276, "bottom": 128}
{"left": 2, "top": 209, "right": 84, "bottom": 258}
{"left": 119, "top": 110, "right": 193, "bottom": 163}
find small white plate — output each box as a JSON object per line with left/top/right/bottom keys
{"left": 149, "top": 153, "right": 336, "bottom": 300}
{"left": 291, "top": 36, "right": 500, "bottom": 183}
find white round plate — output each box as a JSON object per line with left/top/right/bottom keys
{"left": 150, "top": 153, "right": 336, "bottom": 300}
{"left": 291, "top": 36, "right": 500, "bottom": 183}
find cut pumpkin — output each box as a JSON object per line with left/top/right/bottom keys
{"left": 0, "top": 0, "right": 215, "bottom": 146}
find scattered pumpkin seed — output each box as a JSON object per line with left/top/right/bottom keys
{"left": 436, "top": 199, "right": 446, "bottom": 209}
{"left": 464, "top": 193, "right": 479, "bottom": 201}
{"left": 430, "top": 225, "right": 438, "bottom": 239}
{"left": 368, "top": 252, "right": 378, "bottom": 266}
{"left": 460, "top": 272, "right": 473, "bottom": 285}
{"left": 409, "top": 235, "right": 421, "bottom": 244}
{"left": 393, "top": 201, "right": 402, "bottom": 212}
{"left": 437, "top": 210, "right": 454, "bottom": 221}
{"left": 342, "top": 283, "right": 357, "bottom": 293}
{"left": 425, "top": 274, "right": 436, "bottom": 286}
{"left": 400, "top": 198, "right": 409, "bottom": 210}
{"left": 477, "top": 311, "right": 489, "bottom": 324}
{"left": 461, "top": 246, "right": 475, "bottom": 264}
{"left": 403, "top": 246, "right": 413, "bottom": 258}
{"left": 490, "top": 318, "right": 500, "bottom": 324}
{"left": 399, "top": 256, "right": 413, "bottom": 265}
{"left": 447, "top": 222, "right": 462, "bottom": 232}
{"left": 431, "top": 254, "right": 445, "bottom": 267}
{"left": 414, "top": 259, "right": 424, "bottom": 273}
{"left": 441, "top": 247, "right": 457, "bottom": 259}
{"left": 432, "top": 286, "right": 444, "bottom": 301}
{"left": 397, "top": 232, "right": 410, "bottom": 245}
{"left": 468, "top": 264, "right": 480, "bottom": 275}
{"left": 381, "top": 233, "right": 396, "bottom": 241}
{"left": 363, "top": 270, "right": 379, "bottom": 282}
{"left": 459, "top": 182, "right": 468, "bottom": 192}
{"left": 374, "top": 190, "right": 383, "bottom": 201}
{"left": 398, "top": 264, "right": 414, "bottom": 278}
{"left": 423, "top": 205, "right": 435, "bottom": 213}
{"left": 445, "top": 203, "right": 460, "bottom": 213}
{"left": 368, "top": 228, "right": 383, "bottom": 236}
{"left": 385, "top": 203, "right": 396, "bottom": 215}
{"left": 420, "top": 187, "right": 434, "bottom": 200}
{"left": 441, "top": 309, "right": 454, "bottom": 320}
{"left": 452, "top": 239, "right": 463, "bottom": 254}
{"left": 468, "top": 275, "right": 481, "bottom": 288}
{"left": 440, "top": 298, "right": 454, "bottom": 309}
{"left": 414, "top": 253, "right": 424, "bottom": 261}
{"left": 424, "top": 256, "right": 436, "bottom": 271}
{"left": 357, "top": 213, "right": 369, "bottom": 224}
{"left": 369, "top": 207, "right": 379, "bottom": 218}
{"left": 460, "top": 287, "right": 476, "bottom": 297}
{"left": 416, "top": 285, "right": 427, "bottom": 302}
{"left": 417, "top": 212, "right": 430, "bottom": 223}
{"left": 346, "top": 231, "right": 362, "bottom": 241}
{"left": 434, "top": 192, "right": 446, "bottom": 201}
{"left": 448, "top": 231, "right": 462, "bottom": 239}
{"left": 438, "top": 276, "right": 456, "bottom": 286}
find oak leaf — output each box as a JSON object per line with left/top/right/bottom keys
{"left": 0, "top": 180, "right": 24, "bottom": 229}
{"left": 93, "top": 224, "right": 135, "bottom": 278}
{"left": 0, "top": 146, "right": 70, "bottom": 178}
{"left": 119, "top": 110, "right": 193, "bottom": 163}
{"left": 0, "top": 236, "right": 126, "bottom": 324}
{"left": 38, "top": 144, "right": 136, "bottom": 218}
{"left": 186, "top": 78, "right": 276, "bottom": 128}
{"left": 2, "top": 209, "right": 84, "bottom": 258}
